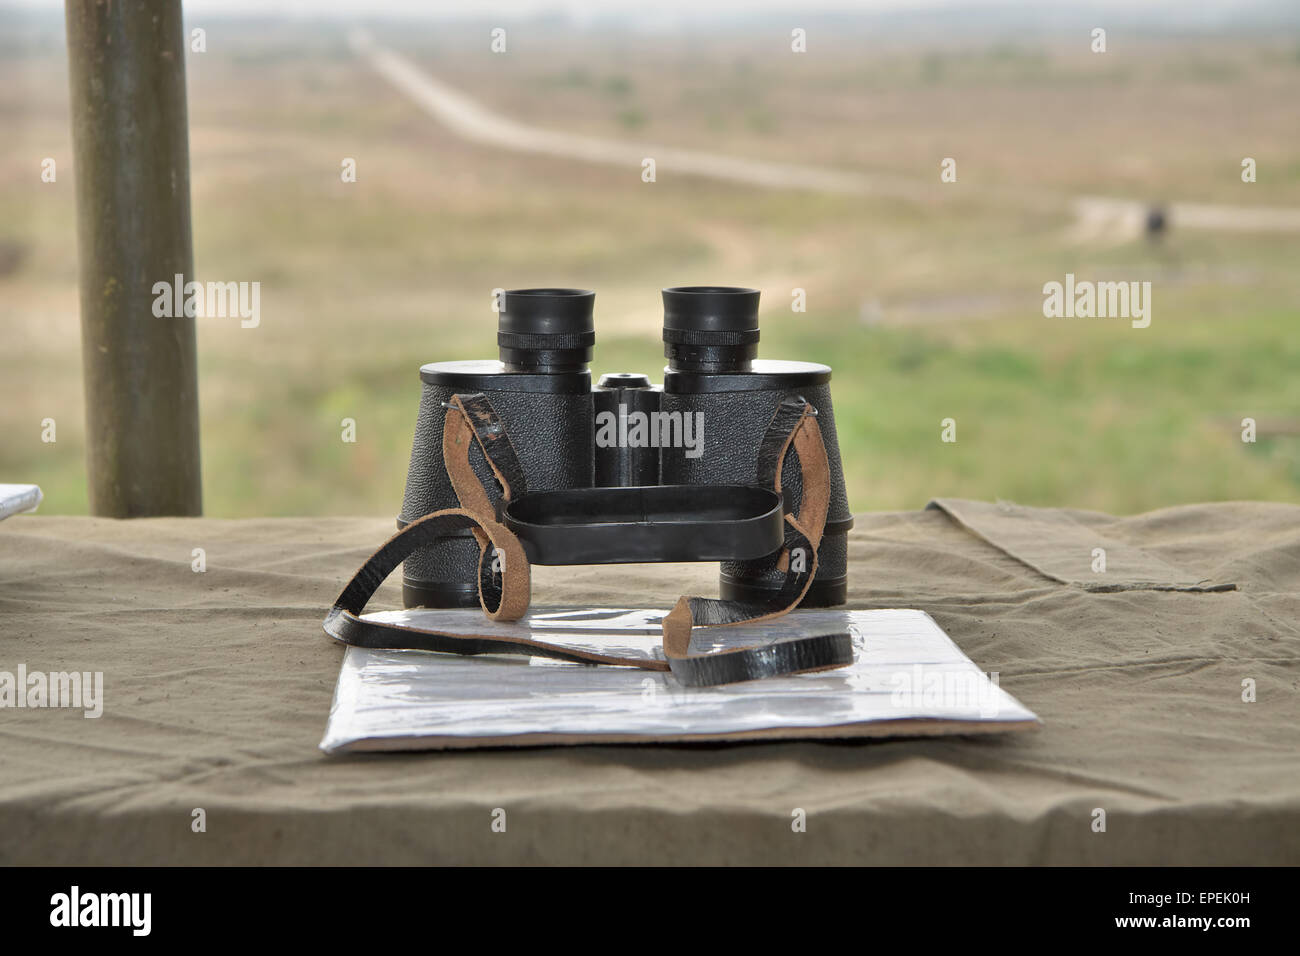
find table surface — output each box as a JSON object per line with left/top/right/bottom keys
{"left": 1, "top": 501, "right": 1297, "bottom": 864}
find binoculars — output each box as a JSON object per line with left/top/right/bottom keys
{"left": 398, "top": 286, "right": 853, "bottom": 609}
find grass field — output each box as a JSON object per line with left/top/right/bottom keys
{"left": 3, "top": 13, "right": 1299, "bottom": 517}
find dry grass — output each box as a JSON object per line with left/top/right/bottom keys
{"left": 2, "top": 17, "right": 1299, "bottom": 516}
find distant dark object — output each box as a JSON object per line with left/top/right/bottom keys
{"left": 0, "top": 239, "right": 26, "bottom": 277}
{"left": 1146, "top": 204, "right": 1168, "bottom": 240}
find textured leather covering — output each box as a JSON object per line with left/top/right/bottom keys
{"left": 400, "top": 375, "right": 593, "bottom": 600}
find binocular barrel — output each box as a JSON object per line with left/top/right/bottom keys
{"left": 398, "top": 289, "right": 595, "bottom": 609}
{"left": 399, "top": 286, "right": 852, "bottom": 609}
{"left": 659, "top": 287, "right": 852, "bottom": 607}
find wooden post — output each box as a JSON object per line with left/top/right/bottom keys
{"left": 65, "top": 0, "right": 202, "bottom": 516}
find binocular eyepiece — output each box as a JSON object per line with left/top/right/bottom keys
{"left": 497, "top": 288, "right": 595, "bottom": 371}
{"left": 401, "top": 285, "right": 853, "bottom": 609}
{"left": 662, "top": 286, "right": 761, "bottom": 372}
{"left": 498, "top": 285, "right": 760, "bottom": 373}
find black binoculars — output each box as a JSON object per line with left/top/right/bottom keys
{"left": 398, "top": 286, "right": 853, "bottom": 608}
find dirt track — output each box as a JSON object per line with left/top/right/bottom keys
{"left": 351, "top": 30, "right": 1300, "bottom": 243}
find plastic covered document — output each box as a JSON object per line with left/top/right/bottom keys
{"left": 0, "top": 484, "right": 42, "bottom": 521}
{"left": 320, "top": 607, "right": 1038, "bottom": 752}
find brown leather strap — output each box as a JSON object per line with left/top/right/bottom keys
{"left": 440, "top": 393, "right": 530, "bottom": 619}
{"left": 323, "top": 393, "right": 852, "bottom": 686}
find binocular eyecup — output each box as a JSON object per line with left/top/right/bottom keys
{"left": 662, "top": 285, "right": 760, "bottom": 372}
{"left": 497, "top": 288, "right": 595, "bottom": 372}
{"left": 496, "top": 285, "right": 761, "bottom": 374}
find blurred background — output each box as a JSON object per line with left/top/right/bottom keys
{"left": 3, "top": 0, "right": 1299, "bottom": 517}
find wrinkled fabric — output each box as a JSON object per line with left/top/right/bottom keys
{"left": 928, "top": 498, "right": 1237, "bottom": 591}
{"left": 0, "top": 502, "right": 1296, "bottom": 865}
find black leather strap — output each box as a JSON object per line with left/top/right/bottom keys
{"left": 324, "top": 509, "right": 657, "bottom": 668}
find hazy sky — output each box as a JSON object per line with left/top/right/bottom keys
{"left": 6, "top": 0, "right": 1286, "bottom": 33}
{"left": 1, "top": 0, "right": 1231, "bottom": 17}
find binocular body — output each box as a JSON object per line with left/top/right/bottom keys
{"left": 400, "top": 359, "right": 594, "bottom": 608}
{"left": 398, "top": 287, "right": 852, "bottom": 609}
